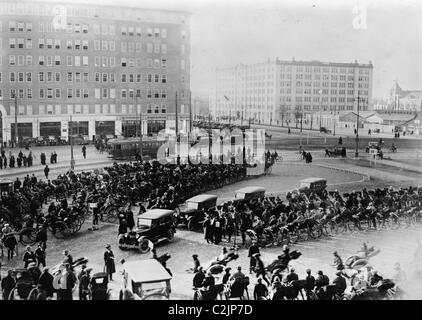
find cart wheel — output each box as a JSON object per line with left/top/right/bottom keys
{"left": 27, "top": 288, "right": 39, "bottom": 300}
{"left": 19, "top": 227, "right": 37, "bottom": 245}
{"left": 106, "top": 208, "right": 118, "bottom": 224}
{"left": 53, "top": 221, "right": 71, "bottom": 239}
{"left": 187, "top": 219, "right": 195, "bottom": 231}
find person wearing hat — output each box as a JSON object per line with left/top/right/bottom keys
{"left": 79, "top": 268, "right": 92, "bottom": 300}
{"left": 332, "top": 271, "right": 347, "bottom": 294}
{"left": 104, "top": 244, "right": 115, "bottom": 281}
{"left": 230, "top": 265, "right": 245, "bottom": 281}
{"left": 253, "top": 253, "right": 270, "bottom": 286}
{"left": 192, "top": 266, "right": 205, "bottom": 288}
{"left": 222, "top": 267, "right": 232, "bottom": 285}
{"left": 27, "top": 262, "right": 41, "bottom": 284}
{"left": 35, "top": 243, "right": 46, "bottom": 268}
{"left": 39, "top": 267, "right": 54, "bottom": 299}
{"left": 23, "top": 246, "right": 36, "bottom": 268}
{"left": 253, "top": 278, "right": 268, "bottom": 300}
{"left": 315, "top": 270, "right": 329, "bottom": 292}
{"left": 1, "top": 269, "right": 15, "bottom": 300}
{"left": 331, "top": 251, "right": 345, "bottom": 271}
{"left": 191, "top": 254, "right": 201, "bottom": 273}
{"left": 286, "top": 267, "right": 299, "bottom": 283}
{"left": 201, "top": 270, "right": 215, "bottom": 289}
{"left": 63, "top": 249, "right": 73, "bottom": 266}
{"left": 248, "top": 240, "right": 260, "bottom": 274}
{"left": 304, "top": 269, "right": 315, "bottom": 298}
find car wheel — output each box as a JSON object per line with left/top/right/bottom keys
{"left": 187, "top": 219, "right": 195, "bottom": 231}
{"left": 167, "top": 229, "right": 175, "bottom": 242}
{"left": 138, "top": 237, "right": 150, "bottom": 254}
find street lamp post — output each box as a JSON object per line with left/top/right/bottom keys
{"left": 69, "top": 115, "right": 75, "bottom": 170}
{"left": 333, "top": 105, "right": 336, "bottom": 136}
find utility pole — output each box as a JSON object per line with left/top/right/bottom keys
{"left": 14, "top": 93, "right": 18, "bottom": 146}
{"left": 333, "top": 106, "right": 336, "bottom": 136}
{"left": 319, "top": 89, "right": 323, "bottom": 129}
{"left": 70, "top": 115, "right": 75, "bottom": 170}
{"left": 136, "top": 94, "right": 142, "bottom": 160}
{"left": 208, "top": 112, "right": 212, "bottom": 164}
{"left": 355, "top": 93, "right": 360, "bottom": 158}
{"left": 189, "top": 89, "right": 192, "bottom": 135}
{"left": 175, "top": 92, "right": 180, "bottom": 165}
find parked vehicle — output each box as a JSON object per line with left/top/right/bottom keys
{"left": 119, "top": 259, "right": 172, "bottom": 300}
{"left": 233, "top": 186, "right": 266, "bottom": 203}
{"left": 118, "top": 209, "right": 176, "bottom": 253}
{"left": 298, "top": 178, "right": 327, "bottom": 195}
{"left": 89, "top": 272, "right": 111, "bottom": 300}
{"left": 70, "top": 134, "right": 89, "bottom": 145}
{"left": 320, "top": 127, "right": 332, "bottom": 134}
{"left": 176, "top": 194, "right": 218, "bottom": 230}
{"left": 0, "top": 179, "right": 14, "bottom": 199}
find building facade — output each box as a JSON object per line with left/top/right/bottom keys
{"left": 0, "top": 1, "right": 191, "bottom": 143}
{"left": 389, "top": 81, "right": 422, "bottom": 112}
{"left": 213, "top": 58, "right": 373, "bottom": 126}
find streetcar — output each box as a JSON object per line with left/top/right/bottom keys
{"left": 107, "top": 137, "right": 165, "bottom": 160}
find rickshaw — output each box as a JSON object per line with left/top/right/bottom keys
{"left": 233, "top": 187, "right": 266, "bottom": 203}
{"left": 176, "top": 194, "right": 218, "bottom": 230}
{"left": 89, "top": 272, "right": 111, "bottom": 300}
{"left": 119, "top": 259, "right": 172, "bottom": 300}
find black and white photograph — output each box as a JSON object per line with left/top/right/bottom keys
{"left": 0, "top": 0, "right": 422, "bottom": 306}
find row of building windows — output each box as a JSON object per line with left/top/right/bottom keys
{"left": 3, "top": 87, "right": 171, "bottom": 100}
{"left": 5, "top": 21, "right": 188, "bottom": 42}
{"left": 4, "top": 103, "right": 168, "bottom": 116}
{"left": 280, "top": 65, "right": 370, "bottom": 74}
{"left": 6, "top": 55, "right": 175, "bottom": 69}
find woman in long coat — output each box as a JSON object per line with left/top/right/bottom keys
{"left": 203, "top": 215, "right": 213, "bottom": 244}
{"left": 104, "top": 245, "right": 116, "bottom": 281}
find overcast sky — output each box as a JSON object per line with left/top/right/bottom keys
{"left": 30, "top": 0, "right": 422, "bottom": 99}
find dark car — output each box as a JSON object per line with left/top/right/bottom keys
{"left": 320, "top": 127, "right": 332, "bottom": 134}
{"left": 176, "top": 194, "right": 218, "bottom": 230}
{"left": 298, "top": 177, "right": 327, "bottom": 195}
{"left": 70, "top": 134, "right": 89, "bottom": 145}
{"left": 233, "top": 186, "right": 266, "bottom": 204}
{"left": 118, "top": 209, "right": 176, "bottom": 253}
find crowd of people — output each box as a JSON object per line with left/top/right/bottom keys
{"left": 196, "top": 185, "right": 422, "bottom": 248}
{"left": 0, "top": 149, "right": 35, "bottom": 170}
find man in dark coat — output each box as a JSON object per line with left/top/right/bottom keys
{"left": 79, "top": 268, "right": 92, "bottom": 300}
{"left": 39, "top": 267, "right": 54, "bottom": 298}
{"left": 253, "top": 253, "right": 270, "bottom": 285}
{"left": 192, "top": 267, "right": 205, "bottom": 288}
{"left": 44, "top": 165, "right": 50, "bottom": 179}
{"left": 118, "top": 219, "right": 128, "bottom": 235}
{"left": 40, "top": 152, "right": 46, "bottom": 165}
{"left": 248, "top": 240, "right": 260, "bottom": 274}
{"left": 125, "top": 208, "right": 135, "bottom": 231}
{"left": 1, "top": 269, "right": 16, "bottom": 300}
{"left": 253, "top": 278, "right": 268, "bottom": 300}
{"left": 203, "top": 217, "right": 213, "bottom": 244}
{"left": 104, "top": 245, "right": 116, "bottom": 281}
{"left": 35, "top": 243, "right": 46, "bottom": 268}
{"left": 304, "top": 269, "right": 315, "bottom": 298}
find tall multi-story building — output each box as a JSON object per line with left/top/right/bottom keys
{"left": 213, "top": 58, "right": 373, "bottom": 125}
{"left": 0, "top": 1, "right": 190, "bottom": 143}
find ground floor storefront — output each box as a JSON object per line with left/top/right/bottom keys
{"left": 0, "top": 114, "right": 190, "bottom": 143}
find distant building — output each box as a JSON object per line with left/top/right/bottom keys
{"left": 389, "top": 81, "right": 422, "bottom": 111}
{"left": 212, "top": 58, "right": 373, "bottom": 125}
{"left": 192, "top": 96, "right": 209, "bottom": 117}
{"left": 0, "top": 1, "right": 191, "bottom": 143}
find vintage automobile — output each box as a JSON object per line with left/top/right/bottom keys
{"left": 118, "top": 209, "right": 176, "bottom": 253}
{"left": 119, "top": 259, "right": 172, "bottom": 300}
{"left": 320, "top": 127, "right": 332, "bottom": 134}
{"left": 176, "top": 194, "right": 218, "bottom": 230}
{"left": 298, "top": 177, "right": 327, "bottom": 195}
{"left": 233, "top": 186, "right": 266, "bottom": 203}
{"left": 0, "top": 179, "right": 14, "bottom": 199}
{"left": 89, "top": 272, "right": 111, "bottom": 300}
